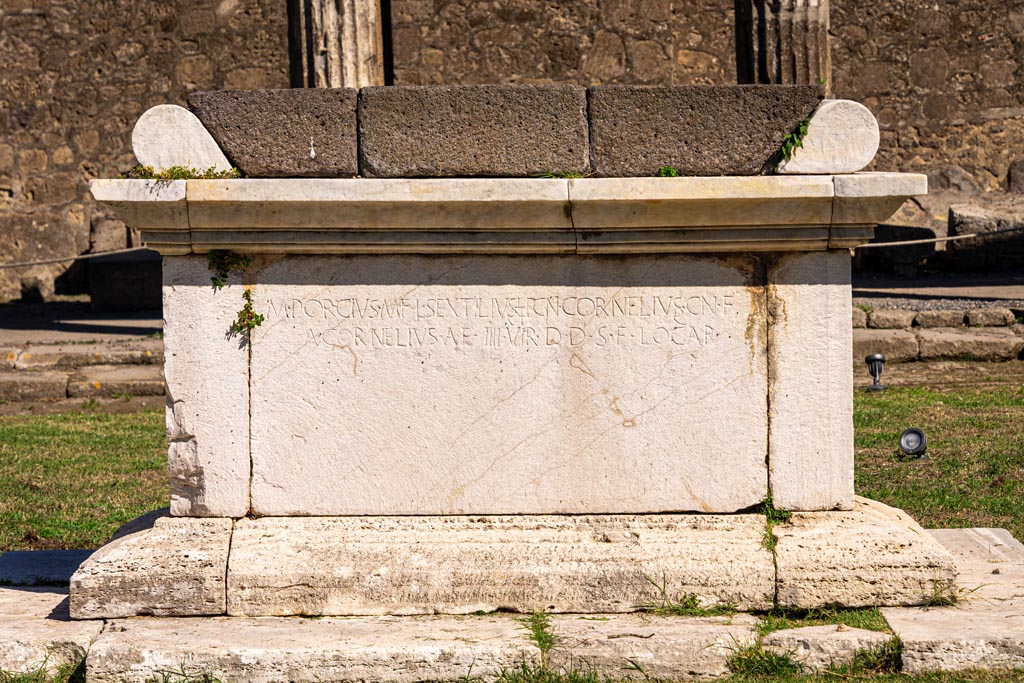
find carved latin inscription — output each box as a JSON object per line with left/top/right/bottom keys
{"left": 267, "top": 294, "right": 737, "bottom": 352}
{"left": 249, "top": 255, "right": 768, "bottom": 516}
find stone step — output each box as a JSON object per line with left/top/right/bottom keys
{"left": 852, "top": 327, "right": 1024, "bottom": 363}
{"left": 0, "top": 370, "right": 69, "bottom": 402}
{"left": 67, "top": 364, "right": 165, "bottom": 399}
{"left": 8, "top": 340, "right": 163, "bottom": 371}
{"left": 86, "top": 613, "right": 757, "bottom": 683}
{"left": 3, "top": 526, "right": 1021, "bottom": 680}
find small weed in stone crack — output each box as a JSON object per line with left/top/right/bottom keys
{"left": 640, "top": 573, "right": 737, "bottom": 617}
{"left": 759, "top": 496, "right": 791, "bottom": 554}
{"left": 207, "top": 250, "right": 251, "bottom": 290}
{"left": 230, "top": 289, "right": 265, "bottom": 335}
{"left": 494, "top": 661, "right": 607, "bottom": 683}
{"left": 655, "top": 165, "right": 680, "bottom": 177}
{"left": 923, "top": 578, "right": 959, "bottom": 607}
{"left": 534, "top": 170, "right": 590, "bottom": 179}
{"left": 525, "top": 611, "right": 559, "bottom": 668}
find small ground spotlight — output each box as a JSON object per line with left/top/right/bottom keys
{"left": 865, "top": 353, "right": 887, "bottom": 392}
{"left": 899, "top": 427, "right": 928, "bottom": 457}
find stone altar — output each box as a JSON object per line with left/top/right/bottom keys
{"left": 72, "top": 87, "right": 956, "bottom": 619}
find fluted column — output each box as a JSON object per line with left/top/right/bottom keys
{"left": 288, "top": 0, "right": 386, "bottom": 88}
{"left": 737, "top": 0, "right": 831, "bottom": 93}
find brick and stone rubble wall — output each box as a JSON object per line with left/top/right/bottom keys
{"left": 831, "top": 0, "right": 1024, "bottom": 193}
{"left": 3, "top": 0, "right": 1024, "bottom": 299}
{"left": 0, "top": 0, "right": 288, "bottom": 300}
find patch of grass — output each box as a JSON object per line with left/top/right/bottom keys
{"left": 828, "top": 637, "right": 902, "bottom": 676}
{"left": 755, "top": 607, "right": 890, "bottom": 637}
{"left": 855, "top": 302, "right": 874, "bottom": 314}
{"left": 121, "top": 165, "right": 242, "bottom": 180}
{"left": 0, "top": 659, "right": 85, "bottom": 683}
{"left": 144, "top": 667, "right": 224, "bottom": 683}
{"left": 727, "top": 642, "right": 805, "bottom": 678}
{"left": 854, "top": 383, "right": 1024, "bottom": 542}
{"left": 641, "top": 573, "right": 736, "bottom": 616}
{"left": 494, "top": 661, "right": 605, "bottom": 683}
{"left": 0, "top": 409, "right": 166, "bottom": 551}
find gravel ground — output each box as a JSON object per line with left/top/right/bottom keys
{"left": 852, "top": 296, "right": 1024, "bottom": 313}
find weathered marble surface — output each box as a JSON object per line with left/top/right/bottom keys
{"left": 777, "top": 100, "right": 880, "bottom": 175}
{"left": 227, "top": 514, "right": 775, "bottom": 615}
{"left": 131, "top": 104, "right": 231, "bottom": 174}
{"left": 775, "top": 498, "right": 957, "bottom": 608}
{"left": 69, "top": 512, "right": 232, "bottom": 619}
{"left": 248, "top": 254, "right": 769, "bottom": 515}
{"left": 86, "top": 613, "right": 758, "bottom": 683}
{"left": 768, "top": 251, "right": 854, "bottom": 511}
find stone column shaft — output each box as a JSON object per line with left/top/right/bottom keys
{"left": 288, "top": 0, "right": 386, "bottom": 88}
{"left": 738, "top": 0, "right": 831, "bottom": 93}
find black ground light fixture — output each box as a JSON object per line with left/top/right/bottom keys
{"left": 865, "top": 353, "right": 887, "bottom": 392}
{"left": 899, "top": 427, "right": 928, "bottom": 457}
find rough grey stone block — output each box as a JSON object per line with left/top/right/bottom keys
{"left": 852, "top": 329, "right": 919, "bottom": 362}
{"left": 868, "top": 308, "right": 917, "bottom": 329}
{"left": 188, "top": 88, "right": 358, "bottom": 177}
{"left": 916, "top": 310, "right": 965, "bottom": 328}
{"left": 358, "top": 85, "right": 589, "bottom": 177}
{"left": 588, "top": 85, "right": 824, "bottom": 177}
{"left": 965, "top": 307, "right": 1016, "bottom": 327}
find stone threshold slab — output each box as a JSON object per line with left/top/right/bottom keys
{"left": 71, "top": 499, "right": 955, "bottom": 619}
{"left": 90, "top": 174, "right": 927, "bottom": 255}
{"left": 86, "top": 613, "right": 758, "bottom": 683}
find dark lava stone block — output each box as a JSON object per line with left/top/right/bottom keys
{"left": 588, "top": 85, "right": 824, "bottom": 177}
{"left": 358, "top": 85, "right": 589, "bottom": 178}
{"left": 187, "top": 88, "right": 358, "bottom": 177}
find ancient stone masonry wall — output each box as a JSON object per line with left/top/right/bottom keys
{"left": 0, "top": 0, "right": 289, "bottom": 300}
{"left": 389, "top": 0, "right": 736, "bottom": 86}
{"left": 831, "top": 0, "right": 1024, "bottom": 191}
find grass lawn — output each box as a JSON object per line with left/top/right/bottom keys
{"left": 1, "top": 372, "right": 1023, "bottom": 682}
{"left": 0, "top": 409, "right": 166, "bottom": 551}
{"left": 854, "top": 380, "right": 1024, "bottom": 542}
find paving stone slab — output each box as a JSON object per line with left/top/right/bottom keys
{"left": 188, "top": 88, "right": 359, "bottom": 177}
{"left": 86, "top": 613, "right": 758, "bottom": 683}
{"left": 0, "top": 587, "right": 102, "bottom": 676}
{"left": 13, "top": 341, "right": 163, "bottom": 370}
{"left": 917, "top": 327, "right": 1024, "bottom": 361}
{"left": 67, "top": 364, "right": 165, "bottom": 398}
{"left": 928, "top": 528, "right": 1024, "bottom": 609}
{"left": 851, "top": 329, "right": 919, "bottom": 362}
{"left": 588, "top": 85, "right": 823, "bottom": 177}
{"left": 851, "top": 307, "right": 867, "bottom": 328}
{"left": 775, "top": 498, "right": 957, "bottom": 608}
{"left": 70, "top": 513, "right": 232, "bottom": 619}
{"left": 882, "top": 607, "right": 1024, "bottom": 674}
{"left": 916, "top": 310, "right": 966, "bottom": 328}
{"left": 0, "top": 550, "right": 93, "bottom": 586}
{"left": 883, "top": 527, "right": 1024, "bottom": 673}
{"left": 0, "top": 370, "right": 68, "bottom": 401}
{"left": 868, "top": 308, "right": 917, "bottom": 329}
{"left": 227, "top": 515, "right": 775, "bottom": 616}
{"left": 358, "top": 85, "right": 589, "bottom": 178}
{"left": 762, "top": 625, "right": 894, "bottom": 672}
